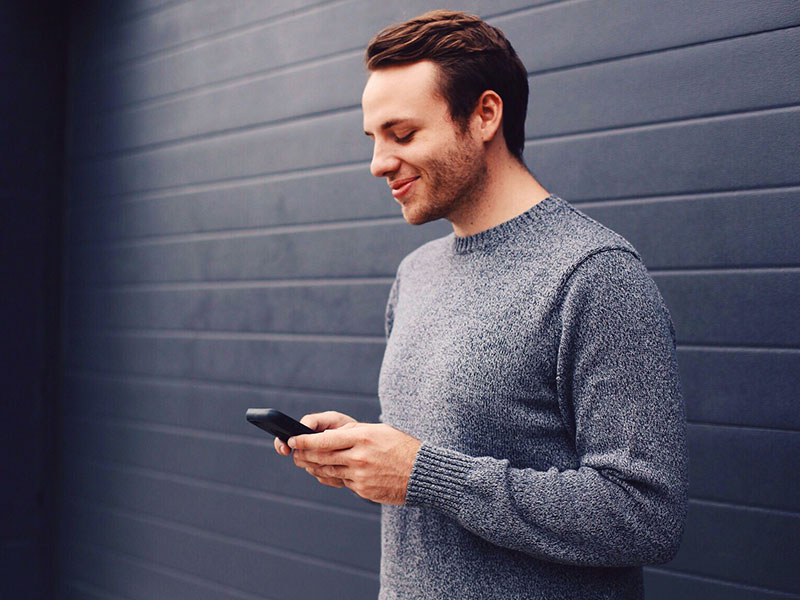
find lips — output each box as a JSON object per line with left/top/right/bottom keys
{"left": 390, "top": 176, "right": 420, "bottom": 199}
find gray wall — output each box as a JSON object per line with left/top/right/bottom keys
{"left": 58, "top": 1, "right": 800, "bottom": 599}
{"left": 0, "top": 3, "right": 66, "bottom": 598}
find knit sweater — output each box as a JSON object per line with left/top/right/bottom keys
{"left": 377, "top": 195, "right": 688, "bottom": 599}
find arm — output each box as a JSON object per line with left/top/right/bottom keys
{"left": 404, "top": 250, "right": 688, "bottom": 566}
{"left": 288, "top": 251, "right": 687, "bottom": 566}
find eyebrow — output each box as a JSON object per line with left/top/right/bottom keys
{"left": 364, "top": 118, "right": 414, "bottom": 137}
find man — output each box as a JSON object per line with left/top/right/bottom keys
{"left": 275, "top": 10, "right": 688, "bottom": 599}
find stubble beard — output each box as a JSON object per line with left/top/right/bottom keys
{"left": 402, "top": 135, "right": 489, "bottom": 226}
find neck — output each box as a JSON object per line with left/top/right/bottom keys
{"left": 448, "top": 155, "right": 550, "bottom": 237}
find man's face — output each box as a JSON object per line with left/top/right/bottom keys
{"left": 362, "top": 60, "right": 487, "bottom": 226}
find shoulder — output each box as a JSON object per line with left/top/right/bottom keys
{"left": 563, "top": 247, "right": 652, "bottom": 298}
{"left": 540, "top": 196, "right": 640, "bottom": 264}
{"left": 559, "top": 247, "right": 675, "bottom": 344}
{"left": 500, "top": 196, "right": 643, "bottom": 291}
{"left": 544, "top": 198, "right": 656, "bottom": 300}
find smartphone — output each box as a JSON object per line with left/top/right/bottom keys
{"left": 246, "top": 408, "right": 317, "bottom": 443}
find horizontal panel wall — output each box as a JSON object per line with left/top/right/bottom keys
{"left": 60, "top": 2, "right": 800, "bottom": 600}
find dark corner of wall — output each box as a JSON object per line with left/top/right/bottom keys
{"left": 0, "top": 1, "right": 70, "bottom": 598}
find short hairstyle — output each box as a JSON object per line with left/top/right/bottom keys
{"left": 365, "top": 10, "right": 529, "bottom": 162}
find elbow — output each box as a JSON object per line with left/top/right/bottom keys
{"left": 630, "top": 487, "right": 688, "bottom": 565}
{"left": 652, "top": 502, "right": 687, "bottom": 564}
{"left": 642, "top": 520, "right": 684, "bottom": 565}
{"left": 594, "top": 472, "right": 688, "bottom": 567}
{"left": 598, "top": 505, "right": 685, "bottom": 567}
{"left": 567, "top": 492, "right": 687, "bottom": 568}
{"left": 608, "top": 458, "right": 689, "bottom": 566}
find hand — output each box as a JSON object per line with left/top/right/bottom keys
{"left": 274, "top": 410, "right": 356, "bottom": 455}
{"left": 289, "top": 422, "right": 421, "bottom": 505}
{"left": 274, "top": 411, "right": 357, "bottom": 487}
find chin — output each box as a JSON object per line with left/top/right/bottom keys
{"left": 400, "top": 199, "right": 449, "bottom": 226}
{"left": 401, "top": 206, "right": 438, "bottom": 226}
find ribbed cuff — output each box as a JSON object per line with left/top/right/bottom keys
{"left": 405, "top": 443, "right": 476, "bottom": 518}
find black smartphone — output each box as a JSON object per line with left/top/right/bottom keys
{"left": 246, "top": 408, "right": 317, "bottom": 443}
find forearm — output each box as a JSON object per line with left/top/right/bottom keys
{"left": 406, "top": 442, "right": 687, "bottom": 567}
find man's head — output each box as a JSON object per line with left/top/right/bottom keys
{"left": 362, "top": 60, "right": 491, "bottom": 226}
{"left": 364, "top": 10, "right": 528, "bottom": 162}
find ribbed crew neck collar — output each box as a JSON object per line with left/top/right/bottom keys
{"left": 452, "top": 195, "right": 561, "bottom": 254}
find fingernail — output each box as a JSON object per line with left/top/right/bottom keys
{"left": 287, "top": 437, "right": 296, "bottom": 448}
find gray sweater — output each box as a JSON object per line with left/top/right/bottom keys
{"left": 377, "top": 195, "right": 688, "bottom": 599}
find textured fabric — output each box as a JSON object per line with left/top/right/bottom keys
{"left": 377, "top": 195, "right": 688, "bottom": 599}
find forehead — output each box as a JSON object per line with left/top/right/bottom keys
{"left": 361, "top": 60, "right": 448, "bottom": 131}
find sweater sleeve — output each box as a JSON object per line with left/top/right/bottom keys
{"left": 404, "top": 249, "right": 689, "bottom": 567}
{"left": 384, "top": 275, "right": 400, "bottom": 340}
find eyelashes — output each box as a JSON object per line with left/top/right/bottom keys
{"left": 394, "top": 131, "right": 415, "bottom": 143}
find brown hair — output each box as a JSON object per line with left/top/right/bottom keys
{"left": 365, "top": 10, "right": 529, "bottom": 162}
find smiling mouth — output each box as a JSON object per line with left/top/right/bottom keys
{"left": 390, "top": 176, "right": 420, "bottom": 199}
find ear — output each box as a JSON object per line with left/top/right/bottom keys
{"left": 473, "top": 90, "right": 503, "bottom": 143}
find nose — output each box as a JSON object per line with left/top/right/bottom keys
{"left": 369, "top": 140, "right": 401, "bottom": 178}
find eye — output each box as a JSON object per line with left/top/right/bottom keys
{"left": 394, "top": 131, "right": 415, "bottom": 143}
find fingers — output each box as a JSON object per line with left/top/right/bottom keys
{"left": 273, "top": 410, "right": 357, "bottom": 457}
{"left": 311, "top": 474, "right": 347, "bottom": 488}
{"left": 299, "top": 413, "right": 323, "bottom": 430}
{"left": 296, "top": 452, "right": 349, "bottom": 487}
{"left": 289, "top": 427, "right": 358, "bottom": 452}
{"left": 303, "top": 463, "right": 349, "bottom": 480}
{"left": 292, "top": 447, "right": 348, "bottom": 470}
{"left": 299, "top": 411, "right": 357, "bottom": 432}
{"left": 273, "top": 436, "right": 290, "bottom": 456}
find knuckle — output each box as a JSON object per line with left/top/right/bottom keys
{"left": 349, "top": 450, "right": 368, "bottom": 467}
{"left": 300, "top": 414, "right": 317, "bottom": 428}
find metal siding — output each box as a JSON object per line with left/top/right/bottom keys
{"left": 67, "top": 167, "right": 397, "bottom": 240}
{"left": 578, "top": 191, "right": 800, "bottom": 269}
{"left": 62, "top": 414, "right": 377, "bottom": 513}
{"left": 527, "top": 110, "right": 800, "bottom": 200}
{"left": 60, "top": 1, "right": 800, "bottom": 598}
{"left": 62, "top": 501, "right": 379, "bottom": 597}
{"left": 645, "top": 570, "right": 800, "bottom": 600}
{"left": 66, "top": 459, "right": 381, "bottom": 571}
{"left": 656, "top": 272, "right": 800, "bottom": 347}
{"left": 666, "top": 502, "right": 800, "bottom": 594}
{"left": 678, "top": 349, "right": 800, "bottom": 430}
{"left": 66, "top": 282, "right": 393, "bottom": 334}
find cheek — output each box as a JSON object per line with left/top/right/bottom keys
{"left": 414, "top": 139, "right": 456, "bottom": 172}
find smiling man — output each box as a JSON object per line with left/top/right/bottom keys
{"left": 275, "top": 10, "right": 688, "bottom": 599}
